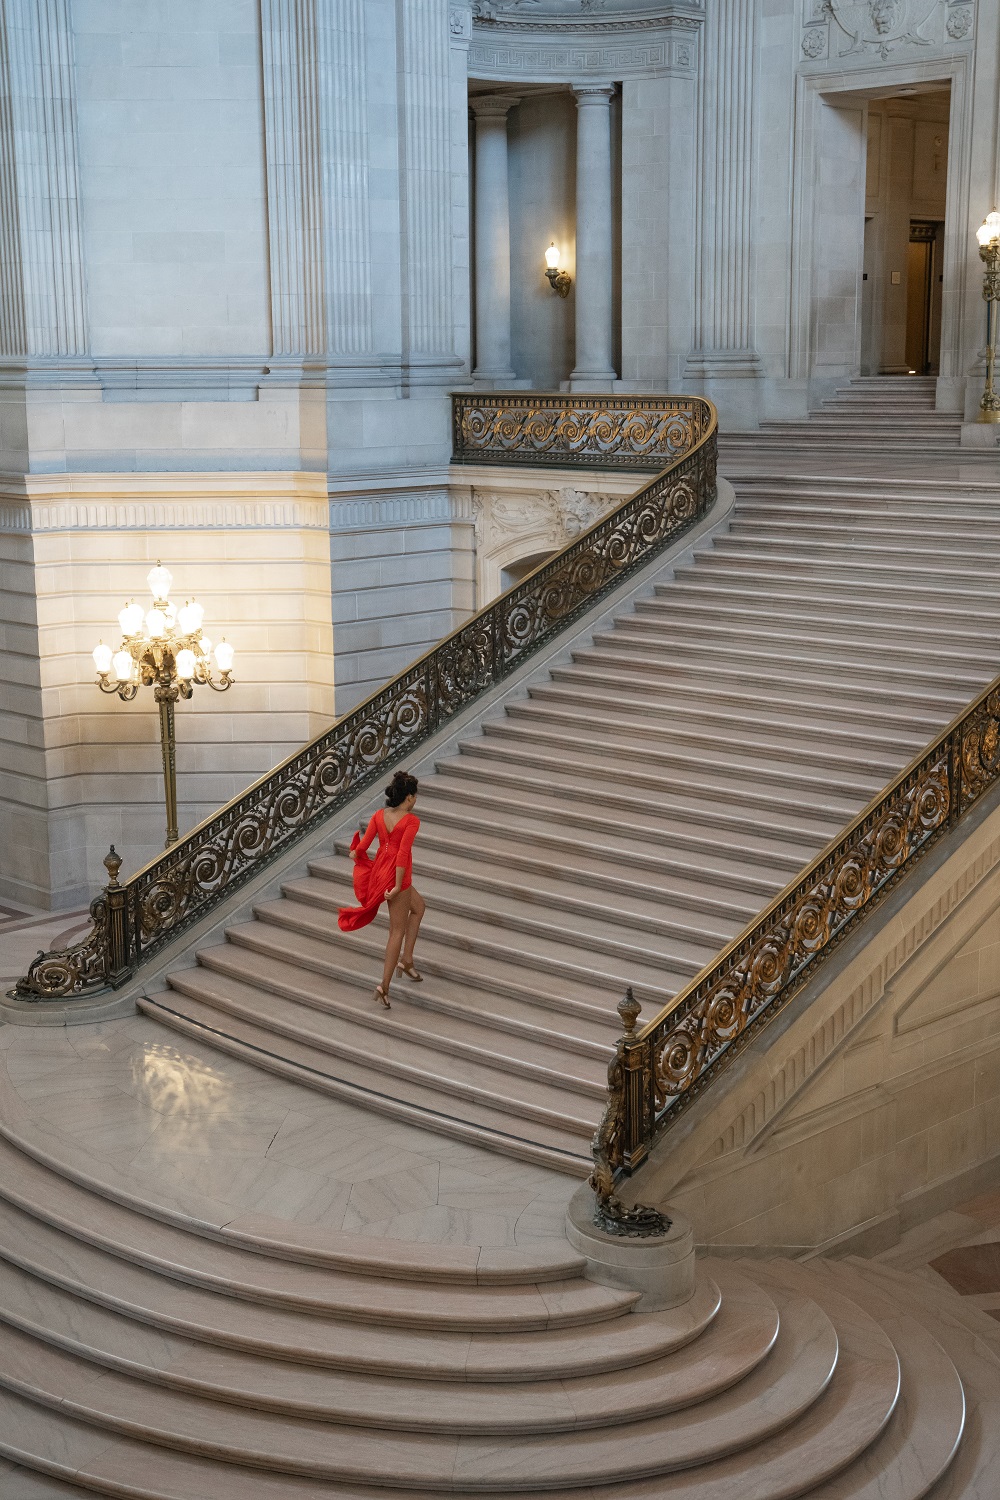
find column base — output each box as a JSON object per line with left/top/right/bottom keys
{"left": 568, "top": 371, "right": 618, "bottom": 393}
{"left": 566, "top": 1186, "right": 696, "bottom": 1312}
{"left": 961, "top": 421, "right": 1000, "bottom": 447}
{"left": 471, "top": 370, "right": 521, "bottom": 389}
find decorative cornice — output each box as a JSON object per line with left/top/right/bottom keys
{"left": 468, "top": 9, "right": 699, "bottom": 80}
{"left": 330, "top": 489, "right": 475, "bottom": 531}
{"left": 0, "top": 473, "right": 330, "bottom": 533}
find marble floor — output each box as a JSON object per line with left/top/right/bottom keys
{"left": 878, "top": 1188, "right": 1000, "bottom": 1356}
{"left": 0, "top": 1009, "right": 577, "bottom": 1253}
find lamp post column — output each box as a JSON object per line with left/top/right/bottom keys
{"left": 154, "top": 687, "right": 179, "bottom": 848}
{"left": 471, "top": 94, "right": 519, "bottom": 385}
{"left": 571, "top": 83, "right": 617, "bottom": 392}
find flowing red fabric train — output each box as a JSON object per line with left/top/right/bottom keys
{"left": 337, "top": 808, "right": 419, "bottom": 932}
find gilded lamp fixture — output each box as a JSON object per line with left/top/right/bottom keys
{"left": 544, "top": 242, "right": 572, "bottom": 298}
{"left": 976, "top": 209, "right": 1000, "bottom": 425}
{"left": 92, "top": 563, "right": 234, "bottom": 847}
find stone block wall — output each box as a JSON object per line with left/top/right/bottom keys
{"left": 0, "top": 473, "right": 334, "bottom": 909}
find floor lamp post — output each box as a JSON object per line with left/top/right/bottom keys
{"left": 92, "top": 563, "right": 235, "bottom": 848}
{"left": 976, "top": 210, "right": 1000, "bottom": 425}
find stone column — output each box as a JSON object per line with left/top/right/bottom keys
{"left": 471, "top": 95, "right": 518, "bottom": 385}
{"left": 571, "top": 84, "right": 617, "bottom": 391}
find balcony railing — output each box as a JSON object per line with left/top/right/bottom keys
{"left": 13, "top": 393, "right": 717, "bottom": 1002}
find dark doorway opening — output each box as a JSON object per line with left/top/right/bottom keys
{"left": 906, "top": 219, "right": 945, "bottom": 374}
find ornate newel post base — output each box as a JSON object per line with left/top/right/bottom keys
{"left": 566, "top": 1186, "right": 696, "bottom": 1311}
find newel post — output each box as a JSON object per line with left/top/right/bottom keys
{"left": 101, "top": 846, "right": 132, "bottom": 988}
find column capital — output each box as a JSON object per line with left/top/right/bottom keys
{"left": 469, "top": 92, "right": 520, "bottom": 120}
{"left": 572, "top": 83, "right": 616, "bottom": 106}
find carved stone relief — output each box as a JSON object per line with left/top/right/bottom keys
{"left": 472, "top": 484, "right": 621, "bottom": 601}
{"left": 801, "top": 0, "right": 974, "bottom": 62}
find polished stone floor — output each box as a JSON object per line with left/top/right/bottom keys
{"left": 0, "top": 1012, "right": 576, "bottom": 1252}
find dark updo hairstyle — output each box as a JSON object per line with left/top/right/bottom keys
{"left": 385, "top": 770, "right": 418, "bottom": 808}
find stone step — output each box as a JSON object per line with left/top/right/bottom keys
{"left": 0, "top": 1287, "right": 857, "bottom": 1490}
{"left": 729, "top": 514, "right": 1000, "bottom": 548}
{"left": 140, "top": 990, "right": 598, "bottom": 1171}
{"left": 457, "top": 732, "right": 870, "bottom": 829}
{"left": 425, "top": 757, "right": 847, "bottom": 847}
{"left": 505, "top": 693, "right": 925, "bottom": 764}
{"left": 0, "top": 1191, "right": 715, "bottom": 1384}
{"left": 686, "top": 546, "right": 1000, "bottom": 593}
{"left": 0, "top": 1258, "right": 777, "bottom": 1435}
{"left": 481, "top": 716, "right": 892, "bottom": 794}
{"left": 0, "top": 1135, "right": 612, "bottom": 1327}
{"left": 167, "top": 960, "right": 607, "bottom": 1103}
{"left": 710, "top": 532, "right": 1000, "bottom": 568}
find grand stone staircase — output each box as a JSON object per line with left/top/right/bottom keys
{"left": 138, "top": 461, "right": 1000, "bottom": 1175}
{"left": 722, "top": 375, "right": 965, "bottom": 460}
{"left": 0, "top": 1107, "right": 998, "bottom": 1499}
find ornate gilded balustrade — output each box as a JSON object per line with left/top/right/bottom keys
{"left": 13, "top": 394, "right": 717, "bottom": 1002}
{"left": 452, "top": 392, "right": 712, "bottom": 470}
{"left": 591, "top": 679, "right": 1000, "bottom": 1222}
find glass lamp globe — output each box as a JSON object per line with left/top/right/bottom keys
{"left": 198, "top": 635, "right": 212, "bottom": 656}
{"left": 175, "top": 648, "right": 196, "bottom": 680}
{"left": 545, "top": 242, "right": 560, "bottom": 270}
{"left": 147, "top": 562, "right": 173, "bottom": 602}
{"left": 92, "top": 641, "right": 113, "bottom": 674}
{"left": 977, "top": 210, "right": 1000, "bottom": 248}
{"left": 145, "top": 607, "right": 167, "bottom": 638}
{"left": 112, "top": 650, "right": 134, "bottom": 683}
{"left": 118, "top": 600, "right": 145, "bottom": 637}
{"left": 214, "top": 639, "right": 234, "bottom": 673}
{"left": 177, "top": 600, "right": 204, "bottom": 635}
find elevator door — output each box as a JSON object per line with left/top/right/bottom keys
{"left": 905, "top": 220, "right": 944, "bottom": 375}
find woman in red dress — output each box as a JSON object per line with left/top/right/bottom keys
{"left": 337, "top": 770, "right": 425, "bottom": 1009}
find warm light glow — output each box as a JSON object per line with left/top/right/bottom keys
{"left": 112, "top": 649, "right": 134, "bottom": 683}
{"left": 176, "top": 648, "right": 196, "bottom": 680}
{"left": 977, "top": 210, "right": 1000, "bottom": 248}
{"left": 145, "top": 607, "right": 166, "bottom": 638}
{"left": 177, "top": 600, "right": 204, "bottom": 635}
{"left": 199, "top": 635, "right": 212, "bottom": 656}
{"left": 118, "top": 599, "right": 145, "bottom": 637}
{"left": 92, "top": 640, "right": 113, "bottom": 674}
{"left": 545, "top": 242, "right": 561, "bottom": 270}
{"left": 214, "top": 638, "right": 234, "bottom": 673}
{"left": 163, "top": 601, "right": 177, "bottom": 628}
{"left": 147, "top": 562, "right": 173, "bottom": 601}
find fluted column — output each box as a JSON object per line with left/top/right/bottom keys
{"left": 571, "top": 84, "right": 617, "bottom": 391}
{"left": 0, "top": 0, "right": 88, "bottom": 358}
{"left": 684, "top": 0, "right": 761, "bottom": 383}
{"left": 471, "top": 94, "right": 518, "bottom": 385}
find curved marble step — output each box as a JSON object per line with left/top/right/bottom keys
{"left": 0, "top": 1287, "right": 843, "bottom": 1488}
{"left": 0, "top": 1139, "right": 615, "bottom": 1328}
{"left": 0, "top": 1200, "right": 720, "bottom": 1384}
{"left": 0, "top": 1260, "right": 771, "bottom": 1434}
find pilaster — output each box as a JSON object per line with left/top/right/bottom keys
{"left": 0, "top": 0, "right": 88, "bottom": 358}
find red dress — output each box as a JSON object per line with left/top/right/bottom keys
{"left": 337, "top": 808, "right": 420, "bottom": 932}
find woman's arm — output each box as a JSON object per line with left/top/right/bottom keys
{"left": 353, "top": 814, "right": 378, "bottom": 860}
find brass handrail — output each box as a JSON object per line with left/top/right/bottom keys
{"left": 591, "top": 674, "right": 1000, "bottom": 1195}
{"left": 14, "top": 394, "right": 717, "bottom": 1001}
{"left": 452, "top": 390, "right": 713, "bottom": 470}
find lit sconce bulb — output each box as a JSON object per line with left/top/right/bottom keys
{"left": 175, "top": 648, "right": 196, "bottom": 681}
{"left": 545, "top": 242, "right": 560, "bottom": 270}
{"left": 92, "top": 640, "right": 113, "bottom": 675}
{"left": 214, "top": 638, "right": 234, "bottom": 673}
{"left": 544, "top": 243, "right": 571, "bottom": 297}
{"left": 112, "top": 649, "right": 134, "bottom": 683}
{"left": 146, "top": 561, "right": 173, "bottom": 602}
{"left": 118, "top": 599, "right": 145, "bottom": 637}
{"left": 146, "top": 607, "right": 167, "bottom": 638}
{"left": 177, "top": 600, "right": 204, "bottom": 635}
{"left": 977, "top": 210, "right": 1000, "bottom": 248}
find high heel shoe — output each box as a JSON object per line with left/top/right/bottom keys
{"left": 396, "top": 962, "right": 422, "bottom": 983}
{"left": 373, "top": 983, "right": 391, "bottom": 1009}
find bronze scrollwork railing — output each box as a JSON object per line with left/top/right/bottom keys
{"left": 592, "top": 680, "right": 1000, "bottom": 1199}
{"left": 14, "top": 394, "right": 717, "bottom": 1002}
{"left": 452, "top": 392, "right": 713, "bottom": 470}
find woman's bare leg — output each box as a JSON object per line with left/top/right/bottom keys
{"left": 381, "top": 889, "right": 411, "bottom": 993}
{"left": 401, "top": 886, "right": 425, "bottom": 969}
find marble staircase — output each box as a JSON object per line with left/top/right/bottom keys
{"left": 139, "top": 459, "right": 1000, "bottom": 1175}
{"left": 0, "top": 1109, "right": 997, "bottom": 1499}
{"left": 721, "top": 376, "right": 966, "bottom": 459}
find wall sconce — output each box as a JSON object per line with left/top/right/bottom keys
{"left": 544, "top": 242, "right": 572, "bottom": 298}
